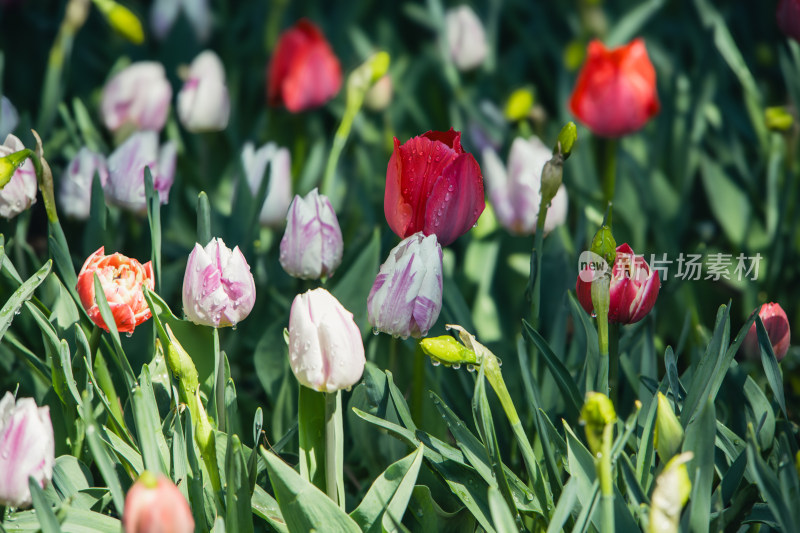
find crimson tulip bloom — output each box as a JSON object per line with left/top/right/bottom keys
{"left": 778, "top": 0, "right": 800, "bottom": 42}
{"left": 267, "top": 19, "right": 342, "bottom": 112}
{"left": 569, "top": 39, "right": 659, "bottom": 138}
{"left": 76, "top": 247, "right": 155, "bottom": 333}
{"left": 743, "top": 302, "right": 791, "bottom": 361}
{"left": 576, "top": 243, "right": 660, "bottom": 324}
{"left": 384, "top": 129, "right": 485, "bottom": 246}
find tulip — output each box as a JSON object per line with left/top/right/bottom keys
{"left": 279, "top": 188, "right": 343, "bottom": 280}
{"left": 76, "top": 247, "right": 155, "bottom": 333}
{"left": 242, "top": 141, "right": 292, "bottom": 227}
{"left": 288, "top": 288, "right": 365, "bottom": 392}
{"left": 0, "top": 134, "right": 37, "bottom": 220}
{"left": 444, "top": 5, "right": 488, "bottom": 71}
{"left": 122, "top": 471, "right": 194, "bottom": 533}
{"left": 368, "top": 232, "right": 443, "bottom": 339}
{"left": 101, "top": 62, "right": 172, "bottom": 133}
{"left": 177, "top": 50, "right": 230, "bottom": 132}
{"left": 106, "top": 131, "right": 177, "bottom": 212}
{"left": 482, "top": 136, "right": 569, "bottom": 235}
{"left": 576, "top": 243, "right": 660, "bottom": 324}
{"left": 743, "top": 302, "right": 791, "bottom": 361}
{"left": 0, "top": 95, "right": 18, "bottom": 138}
{"left": 0, "top": 393, "right": 55, "bottom": 508}
{"left": 267, "top": 19, "right": 343, "bottom": 112}
{"left": 151, "top": 0, "right": 211, "bottom": 42}
{"left": 385, "top": 129, "right": 485, "bottom": 246}
{"left": 59, "top": 147, "right": 108, "bottom": 220}
{"left": 569, "top": 39, "right": 659, "bottom": 138}
{"left": 182, "top": 238, "right": 256, "bottom": 328}
{"left": 778, "top": 0, "right": 800, "bottom": 42}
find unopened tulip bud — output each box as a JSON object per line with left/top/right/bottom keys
{"left": 182, "top": 238, "right": 256, "bottom": 328}
{"left": 177, "top": 51, "right": 230, "bottom": 132}
{"left": 654, "top": 392, "right": 684, "bottom": 462}
{"left": 0, "top": 393, "right": 55, "bottom": 508}
{"left": 368, "top": 232, "right": 443, "bottom": 339}
{"left": 364, "top": 75, "right": 393, "bottom": 111}
{"left": 279, "top": 188, "right": 343, "bottom": 280}
{"left": 504, "top": 88, "right": 534, "bottom": 122}
{"left": 106, "top": 131, "right": 176, "bottom": 212}
{"left": 743, "top": 302, "right": 791, "bottom": 361}
{"left": 648, "top": 453, "right": 693, "bottom": 533}
{"left": 444, "top": 5, "right": 488, "bottom": 71}
{"left": 241, "top": 142, "right": 292, "bottom": 227}
{"left": 101, "top": 62, "right": 172, "bottom": 133}
{"left": 0, "top": 134, "right": 37, "bottom": 220}
{"left": 122, "top": 472, "right": 194, "bottom": 533}
{"left": 580, "top": 391, "right": 616, "bottom": 456}
{"left": 288, "top": 288, "right": 365, "bottom": 392}
{"left": 765, "top": 106, "right": 794, "bottom": 132}
{"left": 59, "top": 147, "right": 108, "bottom": 220}
{"left": 419, "top": 335, "right": 479, "bottom": 367}
{"left": 555, "top": 121, "right": 578, "bottom": 160}
{"left": 539, "top": 154, "right": 563, "bottom": 208}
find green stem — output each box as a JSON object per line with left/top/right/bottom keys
{"left": 213, "top": 327, "right": 225, "bottom": 432}
{"left": 325, "top": 391, "right": 345, "bottom": 509}
{"left": 608, "top": 323, "right": 619, "bottom": 406}
{"left": 599, "top": 138, "right": 618, "bottom": 206}
{"left": 321, "top": 108, "right": 358, "bottom": 201}
{"left": 599, "top": 423, "right": 615, "bottom": 533}
{"left": 529, "top": 198, "right": 549, "bottom": 328}
{"left": 592, "top": 275, "right": 610, "bottom": 394}
{"left": 411, "top": 344, "right": 425, "bottom": 424}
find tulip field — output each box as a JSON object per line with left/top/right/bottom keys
{"left": 2, "top": 0, "right": 800, "bottom": 532}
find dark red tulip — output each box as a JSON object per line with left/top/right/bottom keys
{"left": 743, "top": 303, "right": 791, "bottom": 361}
{"left": 569, "top": 39, "right": 659, "bottom": 138}
{"left": 267, "top": 19, "right": 342, "bottom": 112}
{"left": 576, "top": 243, "right": 660, "bottom": 324}
{"left": 778, "top": 0, "right": 800, "bottom": 42}
{"left": 384, "top": 129, "right": 485, "bottom": 246}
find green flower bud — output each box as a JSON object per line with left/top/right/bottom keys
{"left": 0, "top": 149, "right": 33, "bottom": 189}
{"left": 765, "top": 106, "right": 793, "bottom": 132}
{"left": 555, "top": 121, "right": 577, "bottom": 160}
{"left": 648, "top": 452, "right": 693, "bottom": 533}
{"left": 540, "top": 154, "right": 564, "bottom": 208}
{"left": 654, "top": 392, "right": 684, "bottom": 462}
{"left": 590, "top": 224, "right": 616, "bottom": 267}
{"left": 581, "top": 392, "right": 616, "bottom": 455}
{"left": 419, "top": 335, "right": 479, "bottom": 366}
{"left": 93, "top": 0, "right": 144, "bottom": 44}
{"left": 504, "top": 88, "right": 534, "bottom": 122}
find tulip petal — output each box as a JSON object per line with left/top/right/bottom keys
{"left": 384, "top": 138, "right": 413, "bottom": 238}
{"left": 424, "top": 153, "right": 485, "bottom": 246}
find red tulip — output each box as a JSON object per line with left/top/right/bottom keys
{"left": 76, "top": 247, "right": 155, "bottom": 334}
{"left": 778, "top": 0, "right": 800, "bottom": 42}
{"left": 384, "top": 129, "right": 485, "bottom": 246}
{"left": 569, "top": 39, "right": 659, "bottom": 138}
{"left": 743, "top": 303, "right": 791, "bottom": 361}
{"left": 267, "top": 19, "right": 342, "bottom": 112}
{"left": 576, "top": 243, "right": 660, "bottom": 324}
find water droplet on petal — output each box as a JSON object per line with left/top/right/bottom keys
{"left": 431, "top": 359, "right": 441, "bottom": 367}
{"left": 452, "top": 363, "right": 461, "bottom": 370}
{"left": 372, "top": 327, "right": 380, "bottom": 335}
{"left": 467, "top": 364, "right": 476, "bottom": 372}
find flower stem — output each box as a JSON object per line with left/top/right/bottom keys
{"left": 592, "top": 275, "right": 611, "bottom": 394}
{"left": 529, "top": 198, "right": 549, "bottom": 329}
{"left": 599, "top": 423, "right": 615, "bottom": 533}
{"left": 412, "top": 344, "right": 425, "bottom": 424}
{"left": 325, "top": 391, "right": 345, "bottom": 509}
{"left": 599, "top": 138, "right": 618, "bottom": 206}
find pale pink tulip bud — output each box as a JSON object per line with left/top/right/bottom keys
{"left": 482, "top": 136, "right": 569, "bottom": 235}
{"left": 279, "top": 188, "right": 343, "bottom": 280}
{"left": 106, "top": 131, "right": 176, "bottom": 212}
{"left": 242, "top": 142, "right": 292, "bottom": 227}
{"left": 59, "top": 147, "right": 108, "bottom": 220}
{"left": 122, "top": 472, "right": 194, "bottom": 533}
{"left": 743, "top": 302, "right": 791, "bottom": 361}
{"left": 0, "top": 96, "right": 18, "bottom": 138}
{"left": 182, "top": 238, "right": 256, "bottom": 328}
{"left": 364, "top": 75, "right": 393, "bottom": 111}
{"left": 0, "top": 134, "right": 37, "bottom": 220}
{"left": 444, "top": 6, "right": 488, "bottom": 71}
{"left": 101, "top": 62, "right": 172, "bottom": 133}
{"left": 0, "top": 393, "right": 55, "bottom": 508}
{"left": 288, "top": 288, "right": 365, "bottom": 392}
{"left": 368, "top": 232, "right": 443, "bottom": 339}
{"left": 151, "top": 0, "right": 212, "bottom": 42}
{"left": 177, "top": 51, "right": 230, "bottom": 132}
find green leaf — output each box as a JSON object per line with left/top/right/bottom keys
{"left": 755, "top": 315, "right": 788, "bottom": 419}
{"left": 28, "top": 477, "right": 63, "bottom": 533}
{"left": 52, "top": 456, "right": 93, "bottom": 502}
{"left": 144, "top": 167, "right": 162, "bottom": 292}
{"left": 488, "top": 486, "right": 517, "bottom": 533}
{"left": 261, "top": 448, "right": 362, "bottom": 533}
{"left": 699, "top": 156, "right": 751, "bottom": 246}
{"left": 3, "top": 506, "right": 121, "bottom": 533}
{"left": 606, "top": 0, "right": 666, "bottom": 47}
{"left": 746, "top": 429, "right": 799, "bottom": 532}
{"left": 743, "top": 375, "right": 776, "bottom": 450}
{"left": 567, "top": 292, "right": 599, "bottom": 396}
{"left": 197, "top": 191, "right": 211, "bottom": 246}
{"left": 92, "top": 273, "right": 137, "bottom": 390}
{"left": 683, "top": 397, "right": 716, "bottom": 533}
{"left": 82, "top": 393, "right": 126, "bottom": 514}
{"left": 407, "top": 485, "right": 476, "bottom": 532}
{"left": 522, "top": 320, "right": 582, "bottom": 419}
{"left": 131, "top": 365, "right": 170, "bottom": 475}
{"left": 252, "top": 485, "right": 288, "bottom": 533}
{"left": 546, "top": 478, "right": 578, "bottom": 533}
{"left": 297, "top": 385, "right": 327, "bottom": 490}
{"left": 0, "top": 259, "right": 51, "bottom": 343}
{"left": 225, "top": 435, "right": 255, "bottom": 533}
{"left": 350, "top": 445, "right": 424, "bottom": 532}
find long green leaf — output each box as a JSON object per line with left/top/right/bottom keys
{"left": 755, "top": 315, "right": 788, "bottom": 419}
{"left": 683, "top": 397, "right": 716, "bottom": 533}
{"left": 0, "top": 260, "right": 51, "bottom": 343}
{"left": 28, "top": 477, "right": 63, "bottom": 533}
{"left": 225, "top": 435, "right": 254, "bottom": 533}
